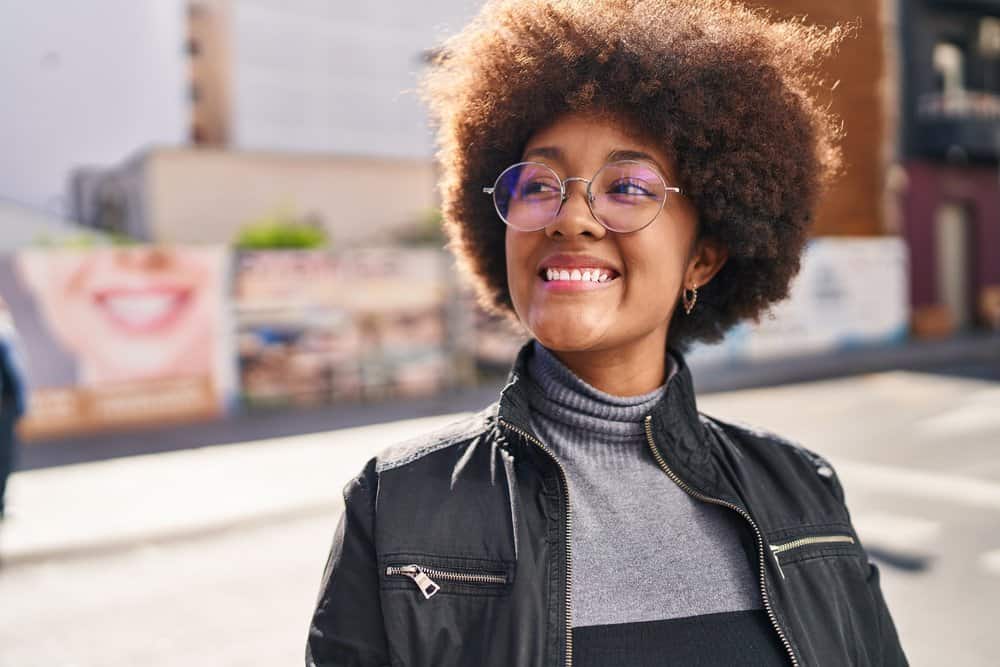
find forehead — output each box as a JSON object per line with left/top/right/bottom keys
{"left": 521, "top": 111, "right": 677, "bottom": 181}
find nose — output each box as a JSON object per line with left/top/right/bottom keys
{"left": 115, "top": 247, "right": 173, "bottom": 271}
{"left": 545, "top": 179, "right": 606, "bottom": 240}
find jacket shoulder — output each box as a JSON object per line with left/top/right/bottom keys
{"left": 372, "top": 403, "right": 497, "bottom": 474}
{"left": 700, "top": 412, "right": 846, "bottom": 504}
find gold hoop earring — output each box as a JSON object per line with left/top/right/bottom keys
{"left": 682, "top": 284, "right": 698, "bottom": 315}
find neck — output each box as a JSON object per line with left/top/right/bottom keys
{"left": 543, "top": 328, "right": 669, "bottom": 397}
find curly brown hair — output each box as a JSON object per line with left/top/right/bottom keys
{"left": 421, "top": 0, "right": 850, "bottom": 353}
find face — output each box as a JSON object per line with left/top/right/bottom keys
{"left": 504, "top": 111, "right": 727, "bottom": 356}
{"left": 17, "top": 246, "right": 221, "bottom": 385}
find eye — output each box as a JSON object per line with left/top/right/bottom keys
{"left": 518, "top": 178, "right": 561, "bottom": 198}
{"left": 606, "top": 178, "right": 655, "bottom": 198}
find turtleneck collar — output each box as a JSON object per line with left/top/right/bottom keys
{"left": 523, "top": 339, "right": 677, "bottom": 440}
{"left": 497, "top": 338, "right": 722, "bottom": 500}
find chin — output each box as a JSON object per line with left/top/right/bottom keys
{"left": 530, "top": 324, "right": 609, "bottom": 353}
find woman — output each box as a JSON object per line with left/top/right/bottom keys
{"left": 307, "top": 1, "right": 908, "bottom": 665}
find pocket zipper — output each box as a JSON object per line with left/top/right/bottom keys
{"left": 769, "top": 534, "right": 856, "bottom": 579}
{"left": 385, "top": 563, "right": 508, "bottom": 599}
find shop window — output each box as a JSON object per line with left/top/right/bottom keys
{"left": 978, "top": 17, "right": 1000, "bottom": 56}
{"left": 933, "top": 41, "right": 966, "bottom": 95}
{"left": 978, "top": 17, "right": 1000, "bottom": 92}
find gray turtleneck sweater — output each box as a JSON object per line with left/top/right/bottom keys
{"left": 525, "top": 340, "right": 787, "bottom": 665}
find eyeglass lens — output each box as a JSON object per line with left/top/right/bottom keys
{"left": 492, "top": 161, "right": 667, "bottom": 232}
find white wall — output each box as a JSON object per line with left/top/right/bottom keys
{"left": 230, "top": 0, "right": 483, "bottom": 158}
{"left": 0, "top": 0, "right": 188, "bottom": 217}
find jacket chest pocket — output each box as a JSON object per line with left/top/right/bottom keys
{"left": 768, "top": 531, "right": 861, "bottom": 578}
{"left": 766, "top": 527, "right": 883, "bottom": 666}
{"left": 378, "top": 553, "right": 518, "bottom": 667}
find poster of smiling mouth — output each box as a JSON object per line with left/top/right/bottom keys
{"left": 0, "top": 246, "right": 233, "bottom": 440}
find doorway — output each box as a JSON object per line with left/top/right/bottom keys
{"left": 934, "top": 201, "right": 977, "bottom": 330}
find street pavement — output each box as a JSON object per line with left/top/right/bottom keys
{"left": 2, "top": 364, "right": 999, "bottom": 665}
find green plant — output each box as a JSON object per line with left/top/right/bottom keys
{"left": 235, "top": 206, "right": 329, "bottom": 249}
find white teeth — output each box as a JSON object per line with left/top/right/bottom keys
{"left": 102, "top": 293, "right": 180, "bottom": 325}
{"left": 544, "top": 267, "right": 616, "bottom": 282}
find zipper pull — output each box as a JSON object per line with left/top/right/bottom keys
{"left": 768, "top": 546, "right": 786, "bottom": 580}
{"left": 390, "top": 564, "right": 441, "bottom": 599}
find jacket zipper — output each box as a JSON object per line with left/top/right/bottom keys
{"left": 643, "top": 415, "right": 800, "bottom": 667}
{"left": 385, "top": 563, "right": 508, "bottom": 599}
{"left": 769, "top": 534, "right": 856, "bottom": 579}
{"left": 498, "top": 418, "right": 574, "bottom": 667}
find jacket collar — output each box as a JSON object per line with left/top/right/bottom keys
{"left": 496, "top": 338, "right": 716, "bottom": 492}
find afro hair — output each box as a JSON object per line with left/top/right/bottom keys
{"left": 421, "top": 0, "right": 850, "bottom": 353}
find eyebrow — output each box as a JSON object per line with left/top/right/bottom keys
{"left": 521, "top": 146, "right": 563, "bottom": 162}
{"left": 521, "top": 146, "right": 672, "bottom": 181}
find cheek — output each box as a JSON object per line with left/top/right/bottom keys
{"left": 628, "top": 262, "right": 678, "bottom": 316}
{"left": 504, "top": 232, "right": 534, "bottom": 297}
{"left": 619, "top": 235, "right": 686, "bottom": 313}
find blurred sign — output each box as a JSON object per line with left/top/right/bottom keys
{"left": 233, "top": 248, "right": 454, "bottom": 406}
{"left": 688, "top": 237, "right": 910, "bottom": 364}
{"left": 0, "top": 246, "right": 232, "bottom": 439}
{"left": 234, "top": 250, "right": 360, "bottom": 405}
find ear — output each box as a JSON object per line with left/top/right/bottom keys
{"left": 686, "top": 236, "right": 729, "bottom": 288}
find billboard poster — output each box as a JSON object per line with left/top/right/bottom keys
{"left": 0, "top": 245, "right": 232, "bottom": 440}
{"left": 234, "top": 250, "right": 362, "bottom": 406}
{"left": 234, "top": 248, "right": 454, "bottom": 405}
{"left": 336, "top": 248, "right": 451, "bottom": 399}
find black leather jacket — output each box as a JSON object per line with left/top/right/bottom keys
{"left": 307, "top": 340, "right": 908, "bottom": 666}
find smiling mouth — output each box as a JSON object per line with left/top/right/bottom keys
{"left": 93, "top": 287, "right": 193, "bottom": 334}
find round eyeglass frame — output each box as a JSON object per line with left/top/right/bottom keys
{"left": 481, "top": 159, "right": 683, "bottom": 233}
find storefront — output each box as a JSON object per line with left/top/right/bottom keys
{"left": 900, "top": 0, "right": 1000, "bottom": 334}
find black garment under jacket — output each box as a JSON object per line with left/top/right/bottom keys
{"left": 306, "top": 340, "right": 909, "bottom": 667}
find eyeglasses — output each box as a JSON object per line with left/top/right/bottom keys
{"left": 482, "top": 159, "right": 682, "bottom": 233}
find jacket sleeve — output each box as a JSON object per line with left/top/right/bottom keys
{"left": 306, "top": 457, "right": 392, "bottom": 667}
{"left": 816, "top": 455, "right": 909, "bottom": 667}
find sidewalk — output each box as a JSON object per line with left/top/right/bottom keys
{"left": 0, "top": 413, "right": 466, "bottom": 568}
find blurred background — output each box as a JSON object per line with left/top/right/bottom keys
{"left": 0, "top": 0, "right": 998, "bottom": 665}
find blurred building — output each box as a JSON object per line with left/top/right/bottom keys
{"left": 745, "top": 0, "right": 1000, "bottom": 337}
{"left": 0, "top": 1, "right": 188, "bottom": 217}
{"left": 185, "top": 0, "right": 480, "bottom": 157}
{"left": 898, "top": 0, "right": 1000, "bottom": 336}
{"left": 71, "top": 0, "right": 481, "bottom": 245}
{"left": 187, "top": 2, "right": 232, "bottom": 147}
{"left": 745, "top": 0, "right": 892, "bottom": 239}
{"left": 72, "top": 147, "right": 436, "bottom": 246}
